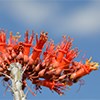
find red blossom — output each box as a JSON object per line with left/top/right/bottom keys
{"left": 0, "top": 30, "right": 99, "bottom": 95}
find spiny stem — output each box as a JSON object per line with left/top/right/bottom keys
{"left": 9, "top": 62, "right": 26, "bottom": 100}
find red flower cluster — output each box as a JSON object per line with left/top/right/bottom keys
{"left": 0, "top": 30, "right": 99, "bottom": 95}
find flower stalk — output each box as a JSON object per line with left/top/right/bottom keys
{"left": 9, "top": 62, "right": 26, "bottom": 100}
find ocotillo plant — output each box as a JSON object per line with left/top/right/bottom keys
{"left": 0, "top": 30, "right": 99, "bottom": 100}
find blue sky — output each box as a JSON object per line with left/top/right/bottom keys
{"left": 0, "top": 0, "right": 100, "bottom": 100}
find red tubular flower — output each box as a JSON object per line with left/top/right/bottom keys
{"left": 23, "top": 30, "right": 34, "bottom": 56}
{"left": 50, "top": 37, "right": 77, "bottom": 75}
{"left": 39, "top": 80, "right": 55, "bottom": 90}
{"left": 54, "top": 48, "right": 78, "bottom": 75}
{"left": 0, "top": 30, "right": 6, "bottom": 53}
{"left": 43, "top": 40, "right": 55, "bottom": 58}
{"left": 60, "top": 48, "right": 78, "bottom": 68}
{"left": 0, "top": 56, "right": 4, "bottom": 72}
{"left": 31, "top": 32, "right": 48, "bottom": 61}
{"left": 66, "top": 48, "right": 78, "bottom": 62}
{"left": 42, "top": 40, "right": 58, "bottom": 68}
{"left": 35, "top": 80, "right": 66, "bottom": 95}
{"left": 70, "top": 66, "right": 88, "bottom": 80}
{"left": 70, "top": 57, "right": 99, "bottom": 80}
{"left": 8, "top": 32, "right": 13, "bottom": 45}
{"left": 57, "top": 36, "right": 73, "bottom": 63}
